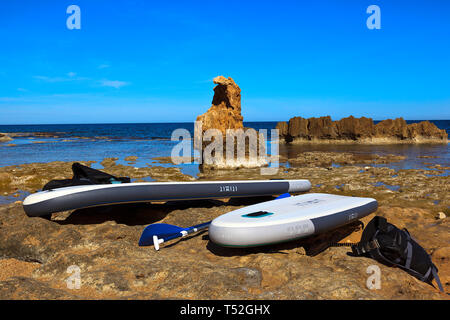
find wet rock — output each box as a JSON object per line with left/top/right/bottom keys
{"left": 100, "top": 157, "right": 119, "bottom": 168}
{"left": 124, "top": 156, "right": 138, "bottom": 163}
{"left": 436, "top": 212, "right": 446, "bottom": 220}
{"left": 0, "top": 133, "right": 12, "bottom": 142}
{"left": 0, "top": 172, "right": 12, "bottom": 190}
{"left": 0, "top": 159, "right": 195, "bottom": 198}
{"left": 288, "top": 151, "right": 405, "bottom": 168}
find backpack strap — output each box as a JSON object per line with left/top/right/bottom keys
{"left": 354, "top": 229, "right": 398, "bottom": 267}
{"left": 351, "top": 239, "right": 380, "bottom": 256}
{"left": 431, "top": 267, "right": 444, "bottom": 292}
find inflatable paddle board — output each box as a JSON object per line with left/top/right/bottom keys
{"left": 209, "top": 193, "right": 377, "bottom": 247}
{"left": 22, "top": 179, "right": 311, "bottom": 217}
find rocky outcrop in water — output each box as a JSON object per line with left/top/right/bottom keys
{"left": 0, "top": 133, "right": 12, "bottom": 142}
{"left": 195, "top": 76, "right": 266, "bottom": 169}
{"left": 276, "top": 116, "right": 448, "bottom": 143}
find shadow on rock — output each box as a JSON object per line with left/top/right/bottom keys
{"left": 163, "top": 229, "right": 210, "bottom": 249}
{"left": 53, "top": 202, "right": 169, "bottom": 226}
{"left": 226, "top": 195, "right": 277, "bottom": 206}
{"left": 51, "top": 196, "right": 279, "bottom": 226}
{"left": 205, "top": 220, "right": 364, "bottom": 257}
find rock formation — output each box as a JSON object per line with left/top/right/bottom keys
{"left": 0, "top": 133, "right": 12, "bottom": 142}
{"left": 276, "top": 116, "right": 448, "bottom": 143}
{"left": 195, "top": 76, "right": 266, "bottom": 169}
{"left": 196, "top": 76, "right": 244, "bottom": 136}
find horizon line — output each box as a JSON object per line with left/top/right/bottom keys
{"left": 0, "top": 119, "right": 449, "bottom": 126}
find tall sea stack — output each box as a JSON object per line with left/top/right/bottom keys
{"left": 195, "top": 76, "right": 266, "bottom": 169}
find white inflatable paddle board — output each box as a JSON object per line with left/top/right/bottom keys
{"left": 209, "top": 193, "right": 377, "bottom": 247}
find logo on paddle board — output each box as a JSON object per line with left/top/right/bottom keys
{"left": 294, "top": 199, "right": 325, "bottom": 207}
{"left": 286, "top": 222, "right": 314, "bottom": 236}
{"left": 219, "top": 185, "right": 238, "bottom": 192}
{"left": 348, "top": 212, "right": 358, "bottom": 221}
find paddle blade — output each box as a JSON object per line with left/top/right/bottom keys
{"left": 275, "top": 193, "right": 291, "bottom": 200}
{"left": 139, "top": 223, "right": 184, "bottom": 246}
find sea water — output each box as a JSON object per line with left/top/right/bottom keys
{"left": 0, "top": 121, "right": 449, "bottom": 178}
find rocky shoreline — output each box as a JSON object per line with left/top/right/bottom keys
{"left": 0, "top": 132, "right": 174, "bottom": 146}
{"left": 0, "top": 152, "right": 448, "bottom": 299}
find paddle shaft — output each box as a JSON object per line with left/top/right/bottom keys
{"left": 153, "top": 221, "right": 211, "bottom": 250}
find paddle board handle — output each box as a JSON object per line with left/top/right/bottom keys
{"left": 153, "top": 236, "right": 162, "bottom": 251}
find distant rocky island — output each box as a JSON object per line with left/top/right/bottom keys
{"left": 276, "top": 116, "right": 448, "bottom": 144}
{"left": 0, "top": 133, "right": 12, "bottom": 142}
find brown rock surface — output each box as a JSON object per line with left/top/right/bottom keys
{"left": 406, "top": 121, "right": 449, "bottom": 141}
{"left": 0, "top": 258, "right": 41, "bottom": 281}
{"left": 335, "top": 116, "right": 375, "bottom": 140}
{"left": 0, "top": 200, "right": 447, "bottom": 300}
{"left": 277, "top": 116, "right": 448, "bottom": 143}
{"left": 275, "top": 121, "right": 288, "bottom": 137}
{"left": 0, "top": 159, "right": 448, "bottom": 299}
{"left": 375, "top": 118, "right": 409, "bottom": 139}
{"left": 0, "top": 159, "right": 194, "bottom": 196}
{"left": 0, "top": 133, "right": 12, "bottom": 142}
{"left": 287, "top": 152, "right": 406, "bottom": 168}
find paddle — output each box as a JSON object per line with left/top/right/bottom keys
{"left": 138, "top": 193, "right": 291, "bottom": 250}
{"left": 139, "top": 221, "right": 211, "bottom": 250}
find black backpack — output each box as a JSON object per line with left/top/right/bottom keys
{"left": 351, "top": 216, "right": 444, "bottom": 292}
{"left": 43, "top": 162, "right": 130, "bottom": 191}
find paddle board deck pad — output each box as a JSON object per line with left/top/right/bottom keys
{"left": 22, "top": 179, "right": 311, "bottom": 217}
{"left": 209, "top": 193, "right": 377, "bottom": 247}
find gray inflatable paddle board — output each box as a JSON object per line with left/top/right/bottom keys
{"left": 209, "top": 193, "right": 377, "bottom": 247}
{"left": 22, "top": 179, "right": 311, "bottom": 217}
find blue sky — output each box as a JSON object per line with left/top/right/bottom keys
{"left": 0, "top": 0, "right": 449, "bottom": 124}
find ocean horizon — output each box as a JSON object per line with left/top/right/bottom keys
{"left": 0, "top": 119, "right": 449, "bottom": 126}
{"left": 0, "top": 120, "right": 448, "bottom": 178}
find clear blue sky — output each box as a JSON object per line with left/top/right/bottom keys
{"left": 0, "top": 0, "right": 449, "bottom": 124}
